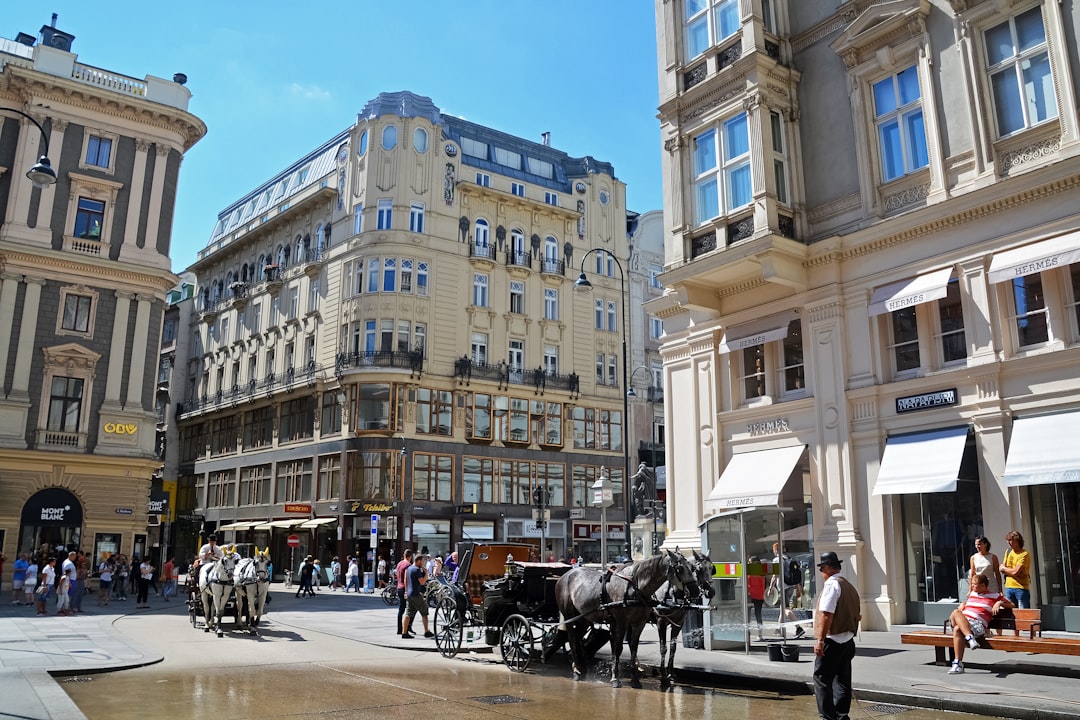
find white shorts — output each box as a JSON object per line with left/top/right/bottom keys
{"left": 13, "top": 580, "right": 24, "bottom": 590}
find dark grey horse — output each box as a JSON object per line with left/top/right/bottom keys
{"left": 555, "top": 550, "right": 696, "bottom": 687}
{"left": 634, "top": 549, "right": 716, "bottom": 688}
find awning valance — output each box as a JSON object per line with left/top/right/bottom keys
{"left": 216, "top": 521, "right": 258, "bottom": 531}
{"left": 872, "top": 426, "right": 969, "bottom": 495}
{"left": 706, "top": 445, "right": 806, "bottom": 509}
{"left": 299, "top": 517, "right": 337, "bottom": 528}
{"left": 988, "top": 231, "right": 1080, "bottom": 284}
{"left": 718, "top": 310, "right": 799, "bottom": 354}
{"left": 1003, "top": 411, "right": 1080, "bottom": 487}
{"left": 868, "top": 267, "right": 953, "bottom": 317}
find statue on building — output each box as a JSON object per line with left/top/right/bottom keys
{"left": 630, "top": 461, "right": 657, "bottom": 520}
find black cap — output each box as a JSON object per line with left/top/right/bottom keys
{"left": 208, "top": 534, "right": 217, "bottom": 542}
{"left": 817, "top": 551, "right": 842, "bottom": 569}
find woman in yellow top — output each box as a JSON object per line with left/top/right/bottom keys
{"left": 1000, "top": 530, "right": 1032, "bottom": 609}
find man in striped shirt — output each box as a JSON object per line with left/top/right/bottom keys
{"left": 947, "top": 573, "right": 1012, "bottom": 674}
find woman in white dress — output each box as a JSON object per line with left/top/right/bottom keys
{"left": 969, "top": 535, "right": 1001, "bottom": 594}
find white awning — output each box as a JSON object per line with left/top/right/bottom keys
{"left": 872, "top": 426, "right": 969, "bottom": 495}
{"left": 1003, "top": 411, "right": 1080, "bottom": 487}
{"left": 259, "top": 519, "right": 305, "bottom": 529}
{"left": 706, "top": 445, "right": 806, "bottom": 509}
{"left": 988, "top": 231, "right": 1080, "bottom": 284}
{"left": 299, "top": 517, "right": 337, "bottom": 528}
{"left": 718, "top": 310, "right": 799, "bottom": 354}
{"left": 868, "top": 267, "right": 953, "bottom": 317}
{"left": 216, "top": 521, "right": 258, "bottom": 531}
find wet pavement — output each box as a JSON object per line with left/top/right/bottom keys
{"left": 1, "top": 584, "right": 1078, "bottom": 719}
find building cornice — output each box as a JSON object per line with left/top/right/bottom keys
{"left": 0, "top": 244, "right": 178, "bottom": 295}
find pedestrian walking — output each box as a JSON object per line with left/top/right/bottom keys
{"left": 163, "top": 557, "right": 177, "bottom": 600}
{"left": 137, "top": 557, "right": 154, "bottom": 608}
{"left": 97, "top": 557, "right": 113, "bottom": 605}
{"left": 345, "top": 557, "right": 361, "bottom": 593}
{"left": 395, "top": 549, "right": 413, "bottom": 633}
{"left": 23, "top": 557, "right": 38, "bottom": 607}
{"left": 71, "top": 551, "right": 88, "bottom": 613}
{"left": 401, "top": 553, "right": 433, "bottom": 639}
{"left": 12, "top": 552, "right": 29, "bottom": 605}
{"left": 330, "top": 557, "right": 341, "bottom": 590}
{"left": 295, "top": 556, "right": 316, "bottom": 598}
{"left": 36, "top": 557, "right": 56, "bottom": 616}
{"left": 813, "top": 552, "right": 861, "bottom": 720}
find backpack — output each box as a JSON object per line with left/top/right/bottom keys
{"left": 784, "top": 559, "right": 801, "bottom": 587}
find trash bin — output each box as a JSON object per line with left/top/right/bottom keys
{"left": 682, "top": 608, "right": 704, "bottom": 649}
{"left": 363, "top": 572, "right": 374, "bottom": 593}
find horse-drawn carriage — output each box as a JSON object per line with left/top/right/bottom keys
{"left": 431, "top": 542, "right": 714, "bottom": 685}
{"left": 186, "top": 545, "right": 271, "bottom": 637}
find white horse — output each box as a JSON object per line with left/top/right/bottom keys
{"left": 199, "top": 547, "right": 239, "bottom": 637}
{"left": 234, "top": 547, "right": 271, "bottom": 634}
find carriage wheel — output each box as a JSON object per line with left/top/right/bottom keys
{"left": 434, "top": 597, "right": 463, "bottom": 659}
{"left": 500, "top": 614, "right": 533, "bottom": 673}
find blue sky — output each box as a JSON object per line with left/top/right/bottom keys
{"left": 7, "top": 2, "right": 663, "bottom": 271}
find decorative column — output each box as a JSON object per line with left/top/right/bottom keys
{"left": 119, "top": 139, "right": 149, "bottom": 260}
{"left": 2, "top": 116, "right": 49, "bottom": 243}
{"left": 104, "top": 291, "right": 134, "bottom": 406}
{"left": 0, "top": 274, "right": 20, "bottom": 395}
{"left": 0, "top": 274, "right": 29, "bottom": 448}
{"left": 140, "top": 144, "right": 171, "bottom": 251}
{"left": 9, "top": 277, "right": 45, "bottom": 399}
{"left": 30, "top": 118, "right": 66, "bottom": 232}
{"left": 124, "top": 295, "right": 153, "bottom": 410}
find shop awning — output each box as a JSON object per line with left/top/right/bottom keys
{"left": 872, "top": 426, "right": 969, "bottom": 495}
{"left": 988, "top": 231, "right": 1080, "bottom": 284}
{"left": 868, "top": 267, "right": 953, "bottom": 317}
{"left": 216, "top": 521, "right": 258, "bottom": 531}
{"left": 705, "top": 445, "right": 806, "bottom": 509}
{"left": 254, "top": 519, "right": 306, "bottom": 530}
{"left": 718, "top": 310, "right": 799, "bottom": 354}
{"left": 299, "top": 517, "right": 337, "bottom": 528}
{"left": 1003, "top": 411, "right": 1080, "bottom": 487}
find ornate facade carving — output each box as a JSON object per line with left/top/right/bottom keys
{"left": 999, "top": 135, "right": 1061, "bottom": 175}
{"left": 883, "top": 182, "right": 930, "bottom": 212}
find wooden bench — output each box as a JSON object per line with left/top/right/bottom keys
{"left": 899, "top": 609, "right": 1080, "bottom": 665}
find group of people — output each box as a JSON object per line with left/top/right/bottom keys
{"left": 6, "top": 549, "right": 90, "bottom": 616}
{"left": 944, "top": 530, "right": 1032, "bottom": 675}
{"left": 393, "top": 548, "right": 437, "bottom": 639}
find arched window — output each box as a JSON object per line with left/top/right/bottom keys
{"left": 315, "top": 224, "right": 325, "bottom": 252}
{"left": 382, "top": 125, "right": 397, "bottom": 150}
{"left": 296, "top": 235, "right": 305, "bottom": 261}
{"left": 475, "top": 218, "right": 490, "bottom": 248}
{"left": 545, "top": 235, "right": 559, "bottom": 262}
{"left": 413, "top": 127, "right": 428, "bottom": 153}
{"left": 510, "top": 228, "right": 525, "bottom": 255}
{"left": 358, "top": 129, "right": 368, "bottom": 156}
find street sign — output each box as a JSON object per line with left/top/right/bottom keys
{"left": 286, "top": 534, "right": 300, "bottom": 548}
{"left": 370, "top": 514, "right": 379, "bottom": 547}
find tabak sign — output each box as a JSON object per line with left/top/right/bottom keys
{"left": 283, "top": 503, "right": 312, "bottom": 514}
{"left": 350, "top": 501, "right": 393, "bottom": 514}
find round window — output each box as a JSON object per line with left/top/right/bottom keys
{"left": 382, "top": 125, "right": 397, "bottom": 150}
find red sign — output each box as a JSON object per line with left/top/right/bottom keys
{"left": 286, "top": 534, "right": 300, "bottom": 548}
{"left": 283, "top": 503, "right": 311, "bottom": 514}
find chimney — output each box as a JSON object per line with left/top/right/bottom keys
{"left": 541, "top": 132, "right": 551, "bottom": 147}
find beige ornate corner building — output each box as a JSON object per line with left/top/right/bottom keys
{"left": 0, "top": 18, "right": 205, "bottom": 567}
{"left": 650, "top": 0, "right": 1080, "bottom": 639}
{"left": 175, "top": 91, "right": 640, "bottom": 573}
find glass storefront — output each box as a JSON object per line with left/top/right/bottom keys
{"left": 702, "top": 451, "right": 813, "bottom": 648}
{"left": 18, "top": 487, "right": 83, "bottom": 559}
{"left": 898, "top": 437, "right": 982, "bottom": 620}
{"left": 1030, "top": 482, "right": 1080, "bottom": 629}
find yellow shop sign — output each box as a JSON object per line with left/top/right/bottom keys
{"left": 103, "top": 422, "right": 138, "bottom": 435}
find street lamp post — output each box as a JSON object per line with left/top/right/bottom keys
{"left": 0, "top": 108, "right": 59, "bottom": 187}
{"left": 575, "top": 249, "right": 631, "bottom": 557}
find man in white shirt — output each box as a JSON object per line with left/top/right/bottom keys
{"left": 198, "top": 534, "right": 224, "bottom": 565}
{"left": 62, "top": 551, "right": 77, "bottom": 578}
{"left": 813, "top": 551, "right": 861, "bottom": 720}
